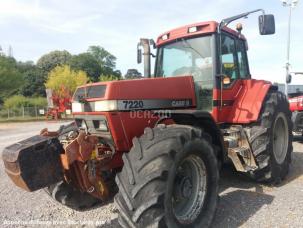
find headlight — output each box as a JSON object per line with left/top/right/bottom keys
{"left": 188, "top": 26, "right": 197, "bottom": 33}
{"left": 72, "top": 100, "right": 118, "bottom": 112}
{"left": 72, "top": 102, "right": 83, "bottom": 112}
{"left": 95, "top": 100, "right": 118, "bottom": 111}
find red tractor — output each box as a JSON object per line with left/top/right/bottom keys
{"left": 289, "top": 92, "right": 303, "bottom": 134}
{"left": 2, "top": 10, "right": 292, "bottom": 228}
{"left": 285, "top": 74, "right": 303, "bottom": 134}
{"left": 45, "top": 87, "right": 72, "bottom": 120}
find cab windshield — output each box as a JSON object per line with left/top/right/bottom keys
{"left": 155, "top": 36, "right": 213, "bottom": 80}
{"left": 155, "top": 36, "right": 214, "bottom": 111}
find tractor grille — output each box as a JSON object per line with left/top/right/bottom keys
{"left": 74, "top": 115, "right": 113, "bottom": 143}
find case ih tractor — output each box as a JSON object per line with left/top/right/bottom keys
{"left": 2, "top": 9, "right": 292, "bottom": 228}
{"left": 285, "top": 74, "right": 303, "bottom": 135}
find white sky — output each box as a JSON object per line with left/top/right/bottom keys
{"left": 0, "top": 0, "right": 302, "bottom": 84}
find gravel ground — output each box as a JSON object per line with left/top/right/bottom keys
{"left": 0, "top": 121, "right": 303, "bottom": 227}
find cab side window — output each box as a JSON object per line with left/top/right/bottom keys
{"left": 221, "top": 35, "right": 238, "bottom": 83}
{"left": 236, "top": 40, "right": 250, "bottom": 79}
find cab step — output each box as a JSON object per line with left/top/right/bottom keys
{"left": 222, "top": 126, "right": 258, "bottom": 172}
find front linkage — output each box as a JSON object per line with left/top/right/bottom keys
{"left": 2, "top": 122, "right": 117, "bottom": 208}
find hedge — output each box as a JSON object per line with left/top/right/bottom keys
{"left": 3, "top": 95, "right": 47, "bottom": 109}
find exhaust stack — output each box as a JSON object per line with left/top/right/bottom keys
{"left": 137, "top": 38, "right": 151, "bottom": 78}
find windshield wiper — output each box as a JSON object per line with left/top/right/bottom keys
{"left": 180, "top": 39, "right": 205, "bottom": 59}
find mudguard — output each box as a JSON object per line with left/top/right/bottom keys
{"left": 226, "top": 80, "right": 275, "bottom": 123}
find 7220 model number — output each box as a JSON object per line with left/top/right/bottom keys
{"left": 122, "top": 100, "right": 144, "bottom": 109}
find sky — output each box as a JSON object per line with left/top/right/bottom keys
{"left": 0, "top": 0, "right": 302, "bottom": 84}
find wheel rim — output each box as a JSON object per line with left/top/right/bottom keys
{"left": 273, "top": 113, "right": 289, "bottom": 164}
{"left": 172, "top": 154, "right": 207, "bottom": 224}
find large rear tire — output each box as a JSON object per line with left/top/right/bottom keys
{"left": 247, "top": 90, "right": 293, "bottom": 184}
{"left": 44, "top": 181, "right": 101, "bottom": 210}
{"left": 115, "top": 124, "right": 219, "bottom": 228}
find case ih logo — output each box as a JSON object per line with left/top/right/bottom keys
{"left": 171, "top": 100, "right": 191, "bottom": 107}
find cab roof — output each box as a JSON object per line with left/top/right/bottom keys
{"left": 156, "top": 21, "right": 246, "bottom": 46}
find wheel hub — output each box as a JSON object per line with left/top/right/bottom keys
{"left": 172, "top": 154, "right": 207, "bottom": 224}
{"left": 180, "top": 177, "right": 192, "bottom": 198}
{"left": 273, "top": 113, "right": 289, "bottom": 164}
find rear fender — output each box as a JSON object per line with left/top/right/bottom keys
{"left": 226, "top": 80, "right": 276, "bottom": 123}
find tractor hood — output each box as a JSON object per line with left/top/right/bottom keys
{"left": 72, "top": 76, "right": 196, "bottom": 113}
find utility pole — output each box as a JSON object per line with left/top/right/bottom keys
{"left": 281, "top": 0, "right": 299, "bottom": 95}
{"left": 8, "top": 45, "right": 13, "bottom": 58}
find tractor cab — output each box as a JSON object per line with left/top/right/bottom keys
{"left": 153, "top": 22, "right": 249, "bottom": 112}
{"left": 136, "top": 11, "right": 275, "bottom": 123}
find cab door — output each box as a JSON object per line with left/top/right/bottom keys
{"left": 214, "top": 33, "right": 251, "bottom": 123}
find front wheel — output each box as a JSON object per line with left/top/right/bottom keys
{"left": 115, "top": 125, "right": 219, "bottom": 228}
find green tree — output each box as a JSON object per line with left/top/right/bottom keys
{"left": 99, "top": 74, "right": 121, "bottom": 82}
{"left": 87, "top": 46, "right": 117, "bottom": 69}
{"left": 0, "top": 56, "right": 24, "bottom": 104}
{"left": 45, "top": 65, "right": 88, "bottom": 98}
{"left": 124, "top": 69, "right": 142, "bottom": 79}
{"left": 69, "top": 53, "right": 101, "bottom": 82}
{"left": 19, "top": 66, "right": 45, "bottom": 97}
{"left": 102, "top": 67, "right": 122, "bottom": 78}
{"left": 17, "top": 60, "right": 35, "bottom": 73}
{"left": 87, "top": 46, "right": 121, "bottom": 79}
{"left": 37, "top": 50, "right": 72, "bottom": 76}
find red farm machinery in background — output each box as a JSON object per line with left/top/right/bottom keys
{"left": 45, "top": 87, "right": 72, "bottom": 120}
{"left": 282, "top": 73, "right": 303, "bottom": 134}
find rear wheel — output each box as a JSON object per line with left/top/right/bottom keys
{"left": 247, "top": 90, "right": 293, "bottom": 183}
{"left": 115, "top": 125, "right": 219, "bottom": 228}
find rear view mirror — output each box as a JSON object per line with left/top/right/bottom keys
{"left": 286, "top": 74, "right": 292, "bottom": 84}
{"left": 137, "top": 47, "right": 142, "bottom": 64}
{"left": 259, "top": 14, "right": 275, "bottom": 35}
